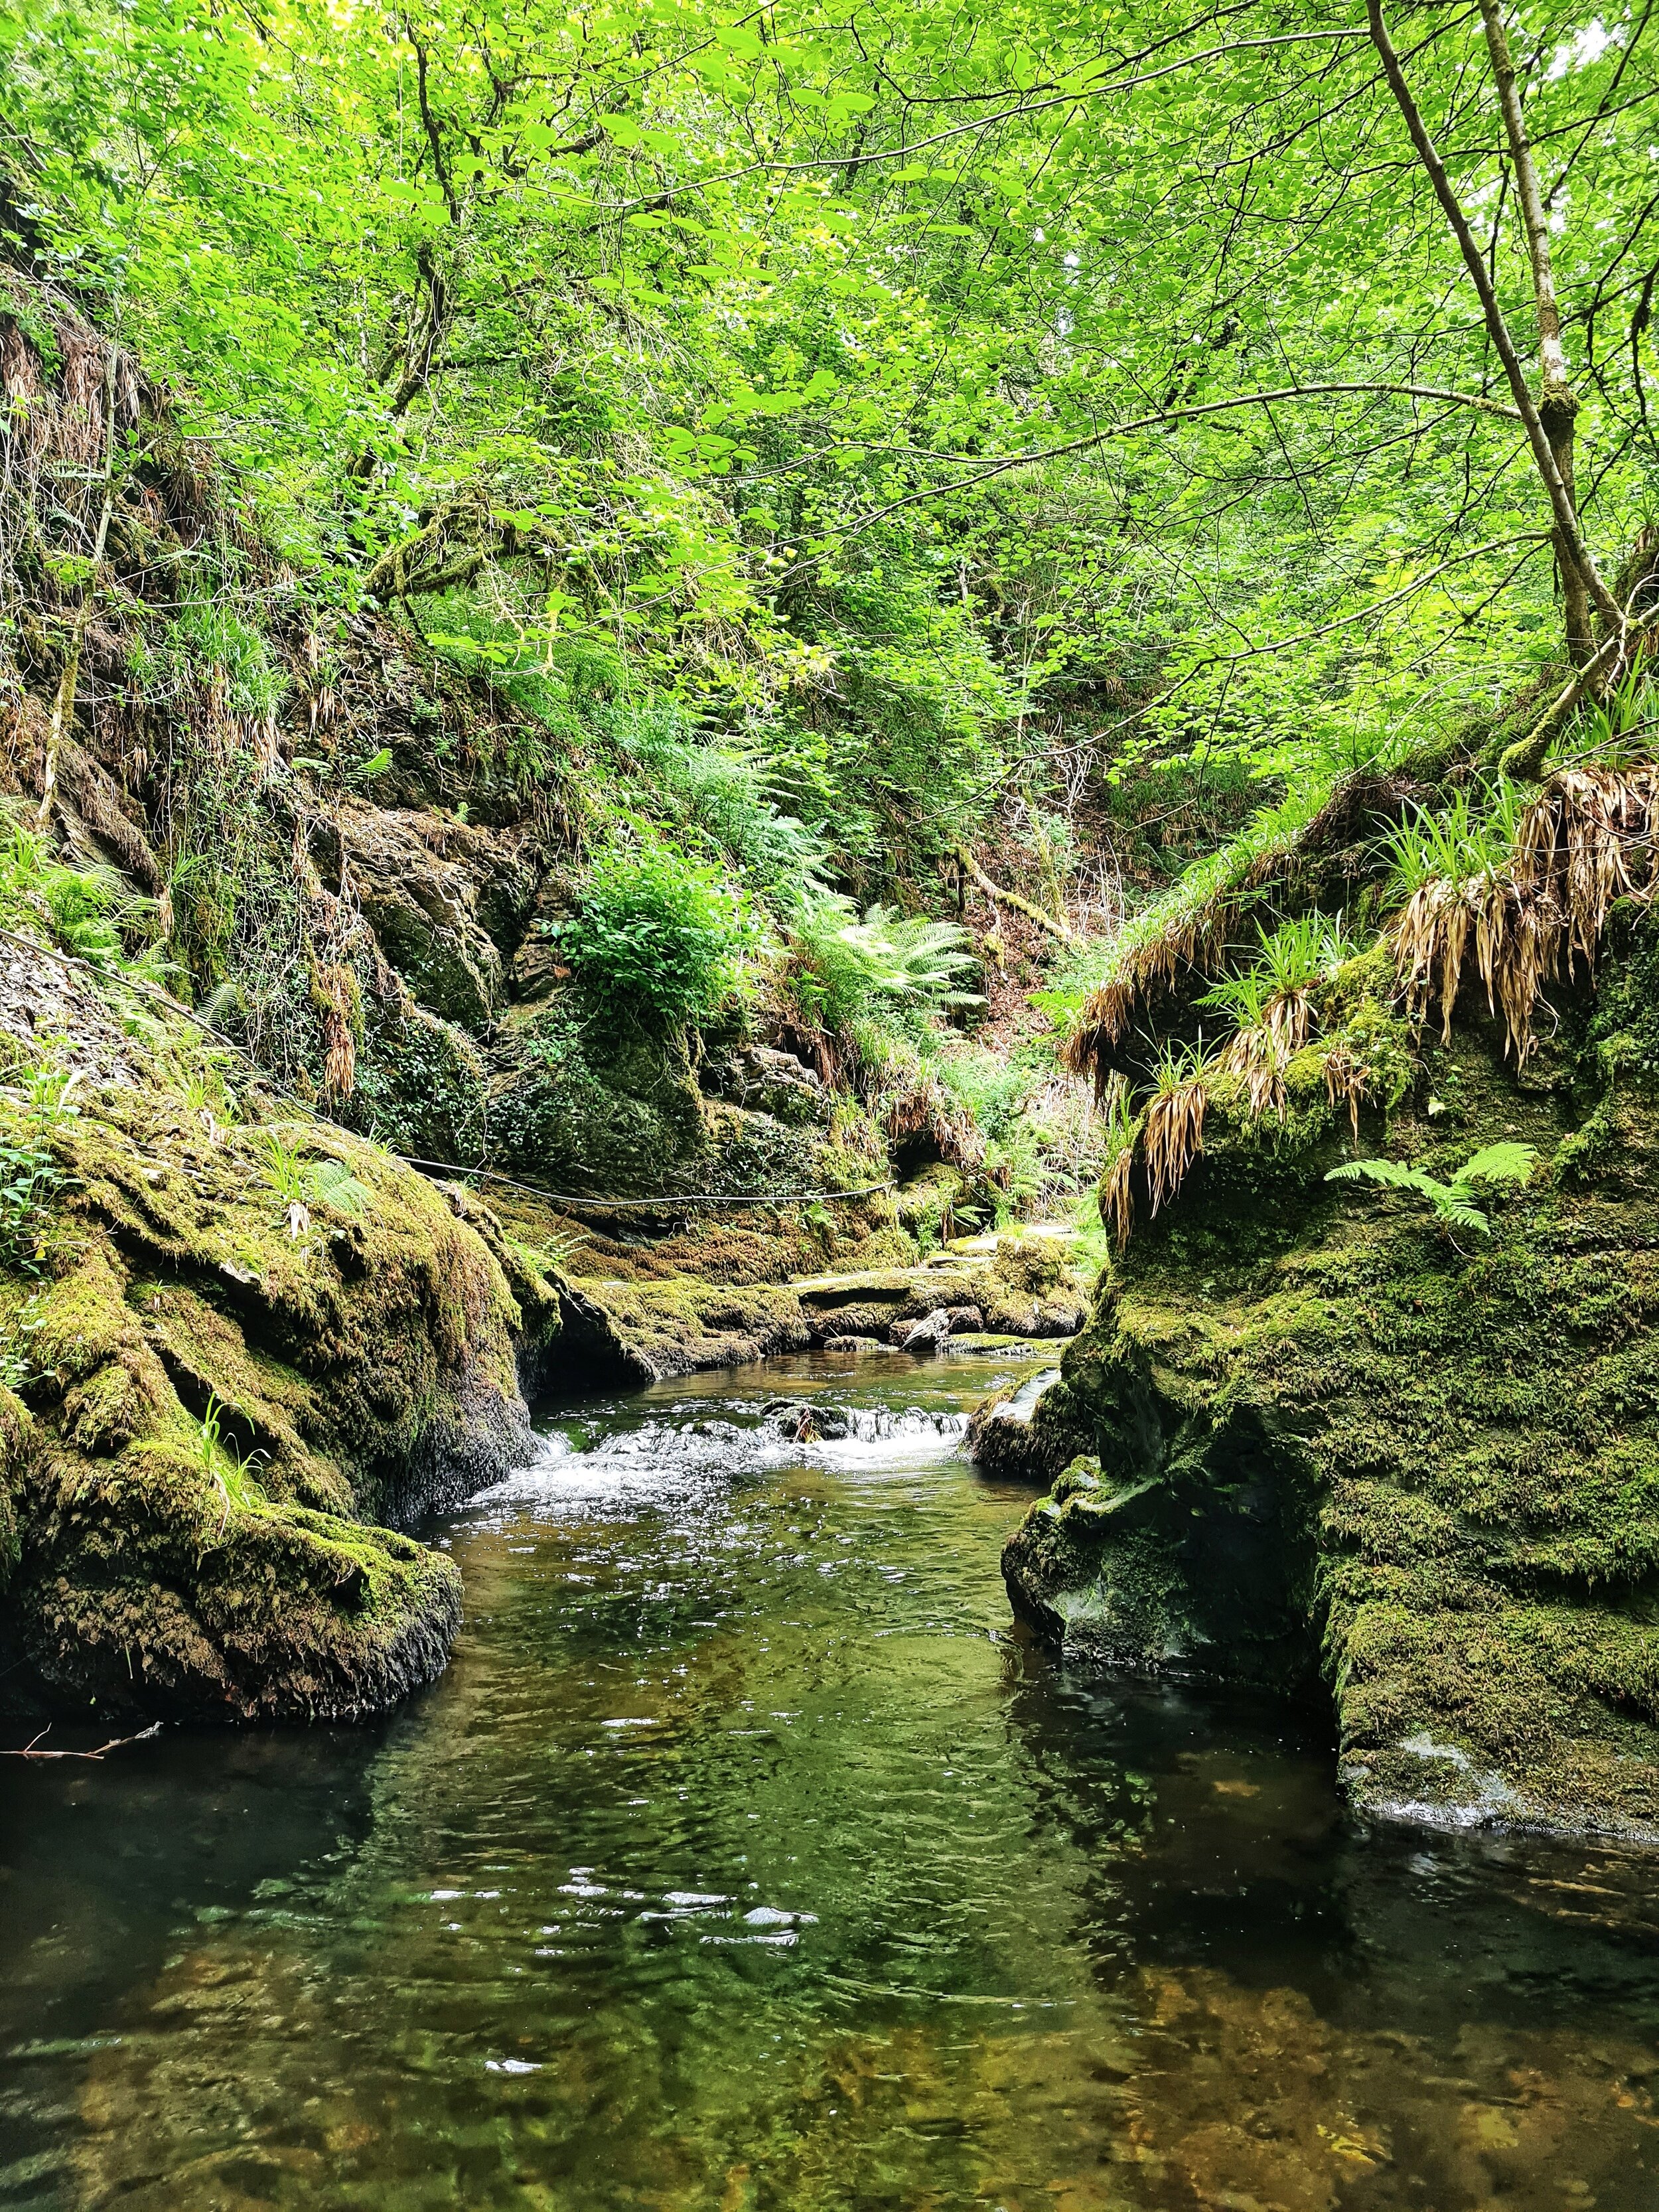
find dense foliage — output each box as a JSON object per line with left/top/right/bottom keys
{"left": 3, "top": 0, "right": 1658, "bottom": 1201}
{"left": 555, "top": 838, "right": 755, "bottom": 1029}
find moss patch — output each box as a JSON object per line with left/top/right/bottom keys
{"left": 1005, "top": 972, "right": 1659, "bottom": 1844}
{"left": 0, "top": 995, "right": 543, "bottom": 1723}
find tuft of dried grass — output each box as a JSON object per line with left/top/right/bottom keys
{"left": 1393, "top": 766, "right": 1659, "bottom": 1059}
{"left": 1101, "top": 1142, "right": 1135, "bottom": 1247}
{"left": 1143, "top": 1076, "right": 1206, "bottom": 1216}
{"left": 1223, "top": 1024, "right": 1289, "bottom": 1120}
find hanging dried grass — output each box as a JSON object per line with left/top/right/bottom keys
{"left": 1224, "top": 1024, "right": 1289, "bottom": 1120}
{"left": 1143, "top": 1078, "right": 1206, "bottom": 1215}
{"left": 1101, "top": 1143, "right": 1135, "bottom": 1248}
{"left": 315, "top": 962, "right": 357, "bottom": 1099}
{"left": 1391, "top": 878, "right": 1475, "bottom": 1042}
{"left": 1262, "top": 984, "right": 1313, "bottom": 1056}
{"left": 1323, "top": 1046, "right": 1367, "bottom": 1141}
{"left": 881, "top": 1072, "right": 986, "bottom": 1173}
{"left": 1064, "top": 915, "right": 1222, "bottom": 1085}
{"left": 1391, "top": 766, "right": 1659, "bottom": 1061}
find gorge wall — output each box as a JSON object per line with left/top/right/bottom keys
{"left": 999, "top": 920, "right": 1659, "bottom": 1844}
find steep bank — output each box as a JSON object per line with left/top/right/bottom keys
{"left": 997, "top": 848, "right": 1659, "bottom": 1844}
{"left": 0, "top": 939, "right": 567, "bottom": 1720}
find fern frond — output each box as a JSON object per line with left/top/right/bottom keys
{"left": 307, "top": 1157, "right": 371, "bottom": 1216}
{"left": 1456, "top": 1141, "right": 1538, "bottom": 1188}
{"left": 1432, "top": 1194, "right": 1491, "bottom": 1234}
{"left": 1325, "top": 1157, "right": 1449, "bottom": 1200}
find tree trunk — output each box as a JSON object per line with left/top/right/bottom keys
{"left": 1477, "top": 0, "right": 1594, "bottom": 667}
{"left": 1366, "top": 3, "right": 1623, "bottom": 672}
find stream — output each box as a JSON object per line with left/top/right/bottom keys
{"left": 4, "top": 1343, "right": 1659, "bottom": 2209}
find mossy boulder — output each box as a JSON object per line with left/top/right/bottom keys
{"left": 0, "top": 1006, "right": 549, "bottom": 1723}
{"left": 1003, "top": 960, "right": 1659, "bottom": 1844}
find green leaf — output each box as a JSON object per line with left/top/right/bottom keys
{"left": 1455, "top": 1142, "right": 1538, "bottom": 1189}
{"left": 1325, "top": 1158, "right": 1449, "bottom": 1200}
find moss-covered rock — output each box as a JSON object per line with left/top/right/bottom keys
{"left": 0, "top": 980, "right": 547, "bottom": 1722}
{"left": 1003, "top": 960, "right": 1659, "bottom": 1844}
{"left": 559, "top": 1274, "right": 812, "bottom": 1380}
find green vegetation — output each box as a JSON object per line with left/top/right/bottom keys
{"left": 1326, "top": 1141, "right": 1538, "bottom": 1239}
{"left": 554, "top": 840, "right": 755, "bottom": 1033}
{"left": 255, "top": 1128, "right": 374, "bottom": 1236}
{"left": 7, "top": 0, "right": 1659, "bottom": 1838}
{"left": 5, "top": 0, "right": 1658, "bottom": 1092}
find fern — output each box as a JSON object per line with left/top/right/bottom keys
{"left": 255, "top": 1128, "right": 371, "bottom": 1237}
{"left": 835, "top": 905, "right": 983, "bottom": 1008}
{"left": 1457, "top": 1142, "right": 1538, "bottom": 1187}
{"left": 1325, "top": 1141, "right": 1537, "bottom": 1236}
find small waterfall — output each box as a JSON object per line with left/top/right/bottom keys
{"left": 760, "top": 1402, "right": 969, "bottom": 1444}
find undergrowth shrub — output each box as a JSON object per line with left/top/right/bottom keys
{"left": 553, "top": 840, "right": 755, "bottom": 1032}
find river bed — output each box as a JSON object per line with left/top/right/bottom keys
{"left": 3, "top": 1345, "right": 1658, "bottom": 2209}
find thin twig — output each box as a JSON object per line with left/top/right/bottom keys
{"left": 2, "top": 1722, "right": 164, "bottom": 1760}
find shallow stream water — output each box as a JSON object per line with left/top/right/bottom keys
{"left": 4, "top": 1345, "right": 1659, "bottom": 2210}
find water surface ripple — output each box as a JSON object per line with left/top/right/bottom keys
{"left": 4, "top": 1347, "right": 1658, "bottom": 2209}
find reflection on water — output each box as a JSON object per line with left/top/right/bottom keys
{"left": 3, "top": 1346, "right": 1658, "bottom": 2209}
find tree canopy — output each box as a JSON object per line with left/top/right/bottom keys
{"left": 4, "top": 0, "right": 1657, "bottom": 874}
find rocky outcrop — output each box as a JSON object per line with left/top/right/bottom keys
{"left": 1003, "top": 934, "right": 1659, "bottom": 1845}
{"left": 325, "top": 803, "right": 534, "bottom": 1025}
{"left": 541, "top": 1229, "right": 1092, "bottom": 1384}
{"left": 0, "top": 955, "right": 555, "bottom": 1722}
{"left": 793, "top": 1235, "right": 1086, "bottom": 1351}
{"left": 965, "top": 1366, "right": 1068, "bottom": 1483}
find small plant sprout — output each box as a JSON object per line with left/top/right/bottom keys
{"left": 179, "top": 1049, "right": 238, "bottom": 1136}
{"left": 255, "top": 1128, "right": 372, "bottom": 1238}
{"left": 1325, "top": 1140, "right": 1538, "bottom": 1240}
{"left": 21, "top": 1061, "right": 80, "bottom": 1128}
{"left": 194, "top": 1392, "right": 269, "bottom": 1531}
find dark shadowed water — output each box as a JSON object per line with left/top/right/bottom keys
{"left": 4, "top": 1345, "right": 1658, "bottom": 2210}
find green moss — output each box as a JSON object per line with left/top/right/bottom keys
{"left": 563, "top": 1274, "right": 812, "bottom": 1381}
{"left": 488, "top": 1000, "right": 709, "bottom": 1195}
{"left": 1011, "top": 974, "right": 1659, "bottom": 1844}
{"left": 0, "top": 1384, "right": 35, "bottom": 1591}
{"left": 0, "top": 1021, "right": 541, "bottom": 1723}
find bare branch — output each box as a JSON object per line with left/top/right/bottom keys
{"left": 1366, "top": 1, "right": 1623, "bottom": 636}
{"left": 1479, "top": 0, "right": 1591, "bottom": 662}
{"left": 3, "top": 1722, "right": 165, "bottom": 1761}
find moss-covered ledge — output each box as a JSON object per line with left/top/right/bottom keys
{"left": 1001, "top": 976, "right": 1659, "bottom": 1846}
{"left": 0, "top": 997, "right": 555, "bottom": 1724}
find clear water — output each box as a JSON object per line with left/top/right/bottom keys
{"left": 4, "top": 1345, "right": 1659, "bottom": 2211}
